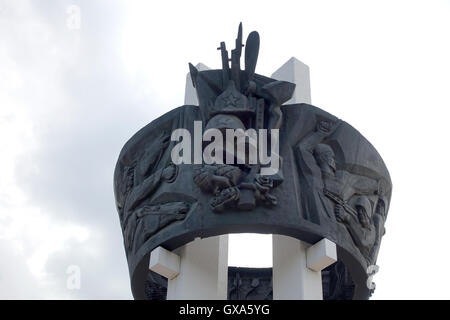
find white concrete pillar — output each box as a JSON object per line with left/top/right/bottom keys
{"left": 271, "top": 57, "right": 311, "bottom": 104}
{"left": 272, "top": 236, "right": 336, "bottom": 300}
{"left": 166, "top": 236, "right": 228, "bottom": 300}
{"left": 271, "top": 57, "right": 336, "bottom": 300}
{"left": 273, "top": 235, "right": 321, "bottom": 299}
{"left": 174, "top": 64, "right": 230, "bottom": 300}
{"left": 185, "top": 63, "right": 210, "bottom": 105}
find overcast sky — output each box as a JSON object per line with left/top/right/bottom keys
{"left": 1, "top": 0, "right": 449, "bottom": 299}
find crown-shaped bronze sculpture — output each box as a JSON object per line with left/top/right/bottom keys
{"left": 114, "top": 23, "right": 392, "bottom": 300}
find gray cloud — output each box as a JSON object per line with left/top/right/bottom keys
{"left": 0, "top": 0, "right": 167, "bottom": 299}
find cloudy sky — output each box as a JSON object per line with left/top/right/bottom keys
{"left": 1, "top": 0, "right": 449, "bottom": 299}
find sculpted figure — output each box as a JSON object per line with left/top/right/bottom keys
{"left": 136, "top": 201, "right": 190, "bottom": 218}
{"left": 296, "top": 120, "right": 386, "bottom": 264}
{"left": 314, "top": 141, "right": 379, "bottom": 205}
{"left": 296, "top": 119, "right": 380, "bottom": 223}
{"left": 335, "top": 196, "right": 376, "bottom": 264}
{"left": 295, "top": 120, "right": 341, "bottom": 222}
{"left": 124, "top": 164, "right": 177, "bottom": 214}
{"left": 116, "top": 132, "right": 172, "bottom": 214}
{"left": 193, "top": 164, "right": 242, "bottom": 194}
{"left": 194, "top": 164, "right": 242, "bottom": 212}
{"left": 195, "top": 163, "right": 279, "bottom": 212}
{"left": 123, "top": 163, "right": 178, "bottom": 252}
{"left": 369, "top": 196, "right": 388, "bottom": 264}
{"left": 137, "top": 133, "right": 170, "bottom": 179}
{"left": 228, "top": 270, "right": 272, "bottom": 300}
{"left": 132, "top": 201, "right": 190, "bottom": 250}
{"left": 211, "top": 186, "right": 241, "bottom": 212}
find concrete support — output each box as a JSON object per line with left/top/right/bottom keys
{"left": 271, "top": 57, "right": 311, "bottom": 104}
{"left": 185, "top": 63, "right": 210, "bottom": 105}
{"left": 169, "top": 63, "right": 230, "bottom": 300}
{"left": 272, "top": 235, "right": 336, "bottom": 300}
{"left": 272, "top": 235, "right": 320, "bottom": 299}
{"left": 306, "top": 238, "right": 337, "bottom": 272}
{"left": 272, "top": 58, "right": 337, "bottom": 300}
{"left": 166, "top": 236, "right": 228, "bottom": 300}
{"left": 149, "top": 246, "right": 180, "bottom": 280}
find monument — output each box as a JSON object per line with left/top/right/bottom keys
{"left": 113, "top": 24, "right": 392, "bottom": 300}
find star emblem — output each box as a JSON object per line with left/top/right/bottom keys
{"left": 222, "top": 92, "right": 240, "bottom": 107}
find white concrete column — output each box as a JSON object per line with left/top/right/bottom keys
{"left": 273, "top": 235, "right": 321, "bottom": 299}
{"left": 166, "top": 236, "right": 228, "bottom": 300}
{"left": 271, "top": 57, "right": 311, "bottom": 104}
{"left": 185, "top": 63, "right": 210, "bottom": 105}
{"left": 272, "top": 236, "right": 336, "bottom": 300}
{"left": 272, "top": 57, "right": 335, "bottom": 300}
{"left": 157, "top": 72, "right": 229, "bottom": 300}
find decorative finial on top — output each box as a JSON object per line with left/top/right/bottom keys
{"left": 215, "top": 23, "right": 260, "bottom": 95}
{"left": 187, "top": 23, "right": 295, "bottom": 130}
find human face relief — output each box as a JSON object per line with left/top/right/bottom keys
{"left": 324, "top": 151, "right": 336, "bottom": 172}
{"left": 357, "top": 207, "right": 370, "bottom": 228}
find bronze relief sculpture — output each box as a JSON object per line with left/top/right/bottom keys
{"left": 113, "top": 23, "right": 392, "bottom": 300}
